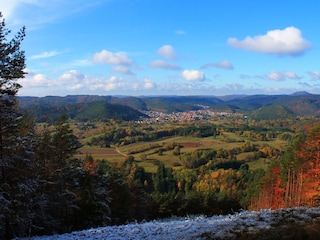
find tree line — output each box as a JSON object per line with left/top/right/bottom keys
{"left": 250, "top": 125, "right": 320, "bottom": 209}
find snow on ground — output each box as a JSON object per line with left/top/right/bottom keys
{"left": 23, "top": 207, "right": 320, "bottom": 240}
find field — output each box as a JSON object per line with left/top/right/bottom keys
{"left": 76, "top": 128, "right": 288, "bottom": 173}
{"left": 77, "top": 146, "right": 124, "bottom": 161}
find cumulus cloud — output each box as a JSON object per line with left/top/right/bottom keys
{"left": 157, "top": 45, "right": 177, "bottom": 59}
{"left": 60, "top": 70, "right": 85, "bottom": 82}
{"left": 228, "top": 26, "right": 311, "bottom": 56}
{"left": 265, "top": 71, "right": 301, "bottom": 81}
{"left": 201, "top": 60, "right": 234, "bottom": 70}
{"left": 181, "top": 70, "right": 205, "bottom": 82}
{"left": 142, "top": 78, "right": 156, "bottom": 89}
{"left": 19, "top": 68, "right": 161, "bottom": 95}
{"left": 20, "top": 70, "right": 51, "bottom": 87}
{"left": 68, "top": 83, "right": 83, "bottom": 91}
{"left": 21, "top": 69, "right": 86, "bottom": 90}
{"left": 93, "top": 50, "right": 132, "bottom": 65}
{"left": 89, "top": 76, "right": 125, "bottom": 91}
{"left": 149, "top": 60, "right": 181, "bottom": 70}
{"left": 111, "top": 65, "right": 134, "bottom": 75}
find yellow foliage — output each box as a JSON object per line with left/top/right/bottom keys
{"left": 211, "top": 171, "right": 219, "bottom": 179}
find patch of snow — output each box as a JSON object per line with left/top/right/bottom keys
{"left": 18, "top": 207, "right": 320, "bottom": 240}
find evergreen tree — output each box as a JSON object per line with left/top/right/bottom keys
{"left": 0, "top": 12, "right": 29, "bottom": 239}
{"left": 38, "top": 115, "right": 83, "bottom": 234}
{"left": 0, "top": 12, "right": 26, "bottom": 183}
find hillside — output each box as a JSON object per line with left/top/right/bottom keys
{"left": 21, "top": 100, "right": 146, "bottom": 123}
{"left": 17, "top": 92, "right": 320, "bottom": 122}
{"left": 250, "top": 105, "right": 295, "bottom": 120}
{"left": 225, "top": 93, "right": 320, "bottom": 116}
{"left": 26, "top": 207, "right": 320, "bottom": 240}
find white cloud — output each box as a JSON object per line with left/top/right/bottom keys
{"left": 30, "top": 50, "right": 61, "bottom": 60}
{"left": 265, "top": 71, "right": 301, "bottom": 81}
{"left": 1, "top": 0, "right": 106, "bottom": 27}
{"left": 201, "top": 60, "right": 234, "bottom": 70}
{"left": 111, "top": 65, "right": 134, "bottom": 75}
{"left": 284, "top": 71, "right": 301, "bottom": 79}
{"left": 21, "top": 69, "right": 85, "bottom": 90}
{"left": 142, "top": 78, "right": 156, "bottom": 89}
{"left": 132, "top": 82, "right": 139, "bottom": 90}
{"left": 22, "top": 73, "right": 49, "bottom": 87}
{"left": 181, "top": 70, "right": 205, "bottom": 82}
{"left": 266, "top": 71, "right": 284, "bottom": 81}
{"left": 20, "top": 69, "right": 51, "bottom": 87}
{"left": 19, "top": 68, "right": 160, "bottom": 95}
{"left": 90, "top": 76, "right": 125, "bottom": 91}
{"left": 308, "top": 71, "right": 320, "bottom": 80}
{"left": 157, "top": 45, "right": 177, "bottom": 59}
{"left": 228, "top": 26, "right": 311, "bottom": 56}
{"left": 93, "top": 50, "right": 133, "bottom": 65}
{"left": 60, "top": 70, "right": 84, "bottom": 82}
{"left": 149, "top": 60, "right": 181, "bottom": 70}
{"left": 0, "top": 0, "right": 37, "bottom": 19}
{"left": 68, "top": 83, "right": 83, "bottom": 91}
{"left": 131, "top": 78, "right": 156, "bottom": 91}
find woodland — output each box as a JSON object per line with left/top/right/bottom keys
{"left": 1, "top": 13, "right": 320, "bottom": 239}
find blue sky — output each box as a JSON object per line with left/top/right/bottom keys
{"left": 1, "top": 0, "right": 320, "bottom": 97}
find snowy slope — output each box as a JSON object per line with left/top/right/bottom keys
{"left": 21, "top": 207, "right": 320, "bottom": 240}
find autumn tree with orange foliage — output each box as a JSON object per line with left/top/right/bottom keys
{"left": 297, "top": 125, "right": 320, "bottom": 206}
{"left": 254, "top": 163, "right": 285, "bottom": 209}
{"left": 252, "top": 125, "right": 320, "bottom": 209}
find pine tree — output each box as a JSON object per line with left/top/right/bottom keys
{"left": 38, "top": 115, "right": 83, "bottom": 234}
{"left": 0, "top": 11, "right": 26, "bottom": 184}
{"left": 0, "top": 12, "right": 28, "bottom": 239}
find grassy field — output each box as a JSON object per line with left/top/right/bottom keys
{"left": 75, "top": 132, "right": 287, "bottom": 173}
{"left": 247, "top": 158, "right": 270, "bottom": 170}
{"left": 76, "top": 145, "right": 125, "bottom": 164}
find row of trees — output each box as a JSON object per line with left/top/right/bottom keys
{"left": 250, "top": 125, "right": 320, "bottom": 209}
{"left": 86, "top": 122, "right": 294, "bottom": 148}
{"left": 1, "top": 112, "right": 114, "bottom": 238}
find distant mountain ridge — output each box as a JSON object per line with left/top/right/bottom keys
{"left": 290, "top": 91, "right": 313, "bottom": 96}
{"left": 18, "top": 92, "right": 320, "bottom": 122}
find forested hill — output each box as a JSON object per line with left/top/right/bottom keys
{"left": 19, "top": 98, "right": 146, "bottom": 123}
{"left": 18, "top": 92, "right": 320, "bottom": 122}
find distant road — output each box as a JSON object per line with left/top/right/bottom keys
{"left": 116, "top": 148, "right": 127, "bottom": 157}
